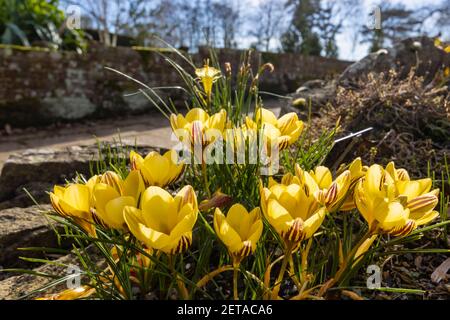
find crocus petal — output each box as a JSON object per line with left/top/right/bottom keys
{"left": 141, "top": 187, "right": 175, "bottom": 233}
{"left": 63, "top": 184, "right": 91, "bottom": 213}
{"left": 406, "top": 193, "right": 439, "bottom": 219}
{"left": 266, "top": 199, "right": 293, "bottom": 235}
{"left": 354, "top": 182, "right": 375, "bottom": 225}
{"left": 286, "top": 121, "right": 303, "bottom": 144}
{"left": 396, "top": 179, "right": 432, "bottom": 201}
{"left": 247, "top": 219, "right": 263, "bottom": 252}
{"left": 170, "top": 113, "right": 186, "bottom": 131}
{"left": 100, "top": 171, "right": 124, "bottom": 195}
{"left": 130, "top": 150, "right": 144, "bottom": 171}
{"left": 214, "top": 208, "right": 243, "bottom": 254}
{"left": 175, "top": 185, "right": 198, "bottom": 213}
{"left": 414, "top": 210, "right": 439, "bottom": 226}
{"left": 303, "top": 207, "right": 327, "bottom": 239}
{"left": 93, "top": 183, "right": 121, "bottom": 214}
{"left": 226, "top": 204, "right": 252, "bottom": 240}
{"left": 103, "top": 196, "right": 136, "bottom": 229}
{"left": 354, "top": 234, "right": 378, "bottom": 262}
{"left": 256, "top": 108, "right": 278, "bottom": 126}
{"left": 123, "top": 170, "right": 145, "bottom": 200}
{"left": 207, "top": 109, "right": 226, "bottom": 131}
{"left": 378, "top": 201, "right": 410, "bottom": 232}
{"left": 312, "top": 166, "right": 333, "bottom": 189}
{"left": 170, "top": 204, "right": 197, "bottom": 240}
{"left": 143, "top": 152, "right": 170, "bottom": 186}
{"left": 123, "top": 206, "right": 170, "bottom": 249}
{"left": 277, "top": 113, "right": 297, "bottom": 135}
{"left": 185, "top": 108, "right": 209, "bottom": 123}
{"left": 364, "top": 165, "right": 387, "bottom": 198}
{"left": 277, "top": 184, "right": 302, "bottom": 219}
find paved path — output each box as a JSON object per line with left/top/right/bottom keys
{"left": 0, "top": 105, "right": 281, "bottom": 170}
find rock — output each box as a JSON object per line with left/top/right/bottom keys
{"left": 0, "top": 143, "right": 160, "bottom": 204}
{"left": 4, "top": 124, "right": 12, "bottom": 135}
{"left": 281, "top": 80, "right": 336, "bottom": 116}
{"left": 0, "top": 245, "right": 104, "bottom": 300}
{"left": 339, "top": 36, "right": 450, "bottom": 86}
{"left": 0, "top": 146, "right": 96, "bottom": 204}
{"left": 295, "top": 79, "right": 327, "bottom": 92}
{"left": 0, "top": 205, "right": 64, "bottom": 273}
{"left": 0, "top": 182, "right": 54, "bottom": 210}
{"left": 281, "top": 36, "right": 450, "bottom": 116}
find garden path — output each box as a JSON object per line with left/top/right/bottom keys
{"left": 0, "top": 103, "right": 281, "bottom": 170}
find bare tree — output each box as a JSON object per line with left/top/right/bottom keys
{"left": 360, "top": 2, "right": 425, "bottom": 52}
{"left": 420, "top": 0, "right": 450, "bottom": 39}
{"left": 250, "top": 0, "right": 287, "bottom": 52}
{"left": 62, "top": 0, "right": 148, "bottom": 46}
{"left": 212, "top": 1, "right": 240, "bottom": 48}
{"left": 314, "top": 1, "right": 343, "bottom": 57}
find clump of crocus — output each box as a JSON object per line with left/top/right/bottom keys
{"left": 123, "top": 185, "right": 198, "bottom": 299}
{"left": 260, "top": 172, "right": 327, "bottom": 299}
{"left": 130, "top": 149, "right": 184, "bottom": 187}
{"left": 214, "top": 204, "right": 263, "bottom": 300}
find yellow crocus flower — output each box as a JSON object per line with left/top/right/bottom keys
{"left": 444, "top": 67, "right": 450, "bottom": 77}
{"left": 260, "top": 175, "right": 327, "bottom": 246}
{"left": 246, "top": 108, "right": 304, "bottom": 150}
{"left": 50, "top": 177, "right": 98, "bottom": 236}
{"left": 92, "top": 171, "right": 145, "bottom": 230}
{"left": 195, "top": 63, "right": 221, "bottom": 98}
{"left": 130, "top": 149, "right": 184, "bottom": 187}
{"left": 354, "top": 164, "right": 439, "bottom": 236}
{"left": 36, "top": 285, "right": 95, "bottom": 300}
{"left": 295, "top": 164, "right": 351, "bottom": 212}
{"left": 340, "top": 157, "right": 368, "bottom": 211}
{"left": 434, "top": 38, "right": 442, "bottom": 48}
{"left": 385, "top": 161, "right": 410, "bottom": 182}
{"left": 214, "top": 204, "right": 263, "bottom": 264}
{"left": 123, "top": 185, "right": 198, "bottom": 254}
{"left": 170, "top": 108, "right": 227, "bottom": 150}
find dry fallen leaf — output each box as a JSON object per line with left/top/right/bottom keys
{"left": 341, "top": 290, "right": 364, "bottom": 300}
{"left": 431, "top": 258, "right": 450, "bottom": 283}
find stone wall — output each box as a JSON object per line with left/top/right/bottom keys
{"left": 0, "top": 43, "right": 352, "bottom": 127}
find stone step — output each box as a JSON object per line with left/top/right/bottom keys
{"left": 0, "top": 143, "right": 161, "bottom": 207}
{"left": 0, "top": 205, "right": 63, "bottom": 274}
{"left": 0, "top": 245, "right": 103, "bottom": 300}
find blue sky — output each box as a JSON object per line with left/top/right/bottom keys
{"left": 68, "top": 0, "right": 446, "bottom": 61}
{"left": 244, "top": 0, "right": 445, "bottom": 60}
{"left": 336, "top": 0, "right": 445, "bottom": 60}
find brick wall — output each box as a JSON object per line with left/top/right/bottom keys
{"left": 0, "top": 43, "right": 352, "bottom": 127}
